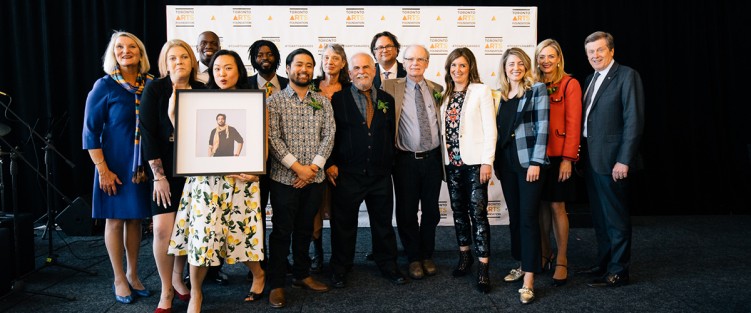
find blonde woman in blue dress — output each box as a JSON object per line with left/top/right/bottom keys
{"left": 168, "top": 50, "right": 265, "bottom": 313}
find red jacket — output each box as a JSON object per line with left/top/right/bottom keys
{"left": 546, "top": 75, "right": 582, "bottom": 161}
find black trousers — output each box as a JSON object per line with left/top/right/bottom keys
{"left": 330, "top": 172, "right": 398, "bottom": 274}
{"left": 267, "top": 180, "right": 323, "bottom": 288}
{"left": 498, "top": 168, "right": 544, "bottom": 273}
{"left": 392, "top": 149, "right": 443, "bottom": 262}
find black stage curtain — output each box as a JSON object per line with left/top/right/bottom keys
{"left": 0, "top": 0, "right": 746, "bottom": 222}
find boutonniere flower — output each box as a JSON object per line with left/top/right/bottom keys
{"left": 377, "top": 100, "right": 389, "bottom": 113}
{"left": 546, "top": 86, "right": 558, "bottom": 95}
{"left": 309, "top": 97, "right": 322, "bottom": 110}
{"left": 433, "top": 90, "right": 443, "bottom": 104}
{"left": 309, "top": 83, "right": 321, "bottom": 93}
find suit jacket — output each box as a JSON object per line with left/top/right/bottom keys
{"left": 438, "top": 83, "right": 497, "bottom": 166}
{"left": 374, "top": 61, "right": 406, "bottom": 89}
{"left": 583, "top": 61, "right": 644, "bottom": 174}
{"left": 247, "top": 73, "right": 289, "bottom": 90}
{"left": 327, "top": 86, "right": 396, "bottom": 176}
{"left": 382, "top": 77, "right": 445, "bottom": 179}
{"left": 547, "top": 75, "right": 582, "bottom": 161}
{"left": 493, "top": 82, "right": 549, "bottom": 170}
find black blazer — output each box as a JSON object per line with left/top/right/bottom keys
{"left": 247, "top": 73, "right": 289, "bottom": 90}
{"left": 327, "top": 86, "right": 396, "bottom": 176}
{"left": 373, "top": 61, "right": 406, "bottom": 89}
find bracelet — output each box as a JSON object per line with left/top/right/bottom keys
{"left": 153, "top": 176, "right": 166, "bottom": 182}
{"left": 94, "top": 160, "right": 105, "bottom": 166}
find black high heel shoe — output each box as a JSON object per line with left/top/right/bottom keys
{"left": 477, "top": 261, "right": 491, "bottom": 293}
{"left": 552, "top": 264, "right": 568, "bottom": 287}
{"left": 542, "top": 253, "right": 555, "bottom": 273}
{"left": 452, "top": 250, "right": 474, "bottom": 277}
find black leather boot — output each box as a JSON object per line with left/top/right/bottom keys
{"left": 477, "top": 261, "right": 490, "bottom": 293}
{"left": 452, "top": 250, "right": 474, "bottom": 277}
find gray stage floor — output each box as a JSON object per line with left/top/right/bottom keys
{"left": 1, "top": 215, "right": 750, "bottom": 312}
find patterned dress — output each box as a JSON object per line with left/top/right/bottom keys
{"left": 168, "top": 176, "right": 264, "bottom": 266}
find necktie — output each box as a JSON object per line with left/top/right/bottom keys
{"left": 583, "top": 72, "right": 600, "bottom": 111}
{"left": 359, "top": 89, "right": 374, "bottom": 128}
{"left": 383, "top": 71, "right": 391, "bottom": 79}
{"left": 414, "top": 83, "right": 432, "bottom": 151}
{"left": 265, "top": 81, "right": 274, "bottom": 98}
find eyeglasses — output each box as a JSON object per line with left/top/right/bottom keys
{"left": 373, "top": 45, "right": 395, "bottom": 52}
{"left": 403, "top": 57, "right": 429, "bottom": 64}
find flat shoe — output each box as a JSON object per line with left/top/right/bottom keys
{"left": 112, "top": 284, "right": 133, "bottom": 304}
{"left": 129, "top": 283, "right": 151, "bottom": 297}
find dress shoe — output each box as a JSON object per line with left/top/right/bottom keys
{"left": 310, "top": 255, "right": 323, "bottom": 273}
{"left": 213, "top": 269, "right": 230, "bottom": 285}
{"left": 112, "top": 284, "right": 133, "bottom": 304}
{"left": 551, "top": 264, "right": 568, "bottom": 287}
{"left": 587, "top": 272, "right": 629, "bottom": 288}
{"left": 452, "top": 250, "right": 474, "bottom": 277}
{"left": 518, "top": 286, "right": 535, "bottom": 304}
{"left": 331, "top": 273, "right": 346, "bottom": 288}
{"left": 576, "top": 265, "right": 605, "bottom": 276}
{"left": 504, "top": 267, "right": 523, "bottom": 282}
{"left": 292, "top": 277, "right": 330, "bottom": 292}
{"left": 422, "top": 259, "right": 437, "bottom": 276}
{"left": 268, "top": 288, "right": 286, "bottom": 308}
{"left": 154, "top": 308, "right": 172, "bottom": 313}
{"left": 365, "top": 252, "right": 375, "bottom": 261}
{"left": 174, "top": 288, "right": 190, "bottom": 302}
{"left": 408, "top": 261, "right": 424, "bottom": 280}
{"left": 129, "top": 283, "right": 151, "bottom": 297}
{"left": 381, "top": 269, "right": 407, "bottom": 285}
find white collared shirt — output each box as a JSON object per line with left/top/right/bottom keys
{"left": 583, "top": 60, "right": 614, "bottom": 137}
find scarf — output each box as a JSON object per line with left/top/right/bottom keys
{"left": 210, "top": 124, "right": 231, "bottom": 156}
{"left": 109, "top": 66, "right": 153, "bottom": 183}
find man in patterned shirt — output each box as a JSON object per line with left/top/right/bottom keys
{"left": 266, "top": 48, "right": 335, "bottom": 309}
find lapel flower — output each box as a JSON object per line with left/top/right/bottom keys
{"left": 309, "top": 82, "right": 321, "bottom": 92}
{"left": 433, "top": 90, "right": 443, "bottom": 104}
{"left": 377, "top": 99, "right": 389, "bottom": 113}
{"left": 309, "top": 97, "right": 322, "bottom": 110}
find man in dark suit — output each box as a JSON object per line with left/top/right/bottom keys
{"left": 327, "top": 52, "right": 406, "bottom": 288}
{"left": 246, "top": 39, "right": 291, "bottom": 280}
{"left": 578, "top": 31, "right": 644, "bottom": 288}
{"left": 382, "top": 45, "right": 444, "bottom": 280}
{"left": 370, "top": 31, "right": 406, "bottom": 89}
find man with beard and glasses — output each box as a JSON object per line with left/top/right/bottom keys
{"left": 266, "top": 48, "right": 335, "bottom": 308}
{"left": 195, "top": 31, "right": 220, "bottom": 83}
{"left": 326, "top": 52, "right": 406, "bottom": 289}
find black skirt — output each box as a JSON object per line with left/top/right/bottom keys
{"left": 540, "top": 156, "right": 576, "bottom": 202}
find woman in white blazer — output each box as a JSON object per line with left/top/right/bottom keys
{"left": 438, "top": 47, "right": 497, "bottom": 293}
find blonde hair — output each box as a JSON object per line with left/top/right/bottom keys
{"left": 102, "top": 31, "right": 150, "bottom": 74}
{"left": 533, "top": 39, "right": 568, "bottom": 84}
{"left": 497, "top": 47, "right": 534, "bottom": 101}
{"left": 157, "top": 39, "right": 199, "bottom": 80}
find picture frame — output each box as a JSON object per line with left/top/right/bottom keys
{"left": 173, "top": 89, "right": 266, "bottom": 176}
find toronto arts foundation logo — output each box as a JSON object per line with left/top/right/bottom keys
{"left": 289, "top": 7, "right": 309, "bottom": 27}
{"left": 511, "top": 8, "right": 531, "bottom": 27}
{"left": 401, "top": 8, "right": 420, "bottom": 28}
{"left": 456, "top": 8, "right": 476, "bottom": 28}
{"left": 346, "top": 8, "right": 365, "bottom": 27}
{"left": 317, "top": 36, "right": 338, "bottom": 55}
{"left": 174, "top": 8, "right": 195, "bottom": 28}
{"left": 484, "top": 37, "right": 504, "bottom": 55}
{"left": 429, "top": 37, "right": 449, "bottom": 56}
{"left": 232, "top": 7, "right": 252, "bottom": 27}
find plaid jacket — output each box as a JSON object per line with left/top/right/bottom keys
{"left": 492, "top": 82, "right": 549, "bottom": 168}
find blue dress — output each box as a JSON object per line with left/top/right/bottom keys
{"left": 82, "top": 75, "right": 150, "bottom": 219}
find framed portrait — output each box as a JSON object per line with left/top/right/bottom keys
{"left": 174, "top": 89, "right": 266, "bottom": 176}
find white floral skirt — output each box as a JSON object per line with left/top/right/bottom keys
{"left": 168, "top": 176, "right": 264, "bottom": 266}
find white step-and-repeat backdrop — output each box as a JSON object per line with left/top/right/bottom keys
{"left": 166, "top": 5, "right": 538, "bottom": 226}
